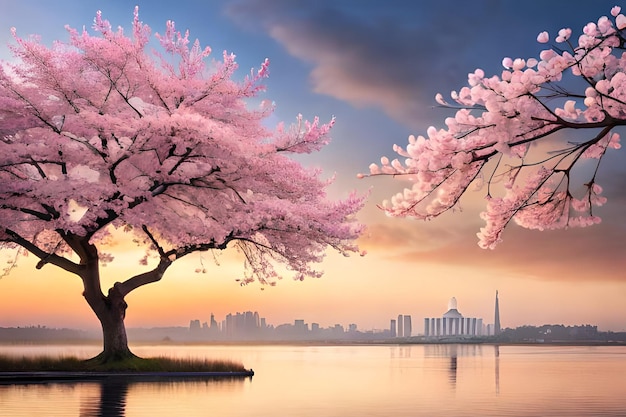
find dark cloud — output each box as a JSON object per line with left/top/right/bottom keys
{"left": 224, "top": 0, "right": 624, "bottom": 132}
{"left": 224, "top": 0, "right": 505, "bottom": 129}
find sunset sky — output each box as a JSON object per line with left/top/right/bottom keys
{"left": 1, "top": 0, "right": 625, "bottom": 333}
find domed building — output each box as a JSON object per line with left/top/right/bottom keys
{"left": 443, "top": 297, "right": 463, "bottom": 319}
{"left": 424, "top": 297, "right": 484, "bottom": 337}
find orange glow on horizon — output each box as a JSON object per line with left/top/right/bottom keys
{"left": 2, "top": 235, "right": 626, "bottom": 333}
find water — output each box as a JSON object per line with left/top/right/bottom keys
{"left": 1, "top": 343, "right": 625, "bottom": 416}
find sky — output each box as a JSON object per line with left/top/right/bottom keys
{"left": 0, "top": 0, "right": 625, "bottom": 333}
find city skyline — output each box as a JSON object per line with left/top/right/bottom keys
{"left": 2, "top": 292, "right": 582, "bottom": 338}
{"left": 0, "top": 1, "right": 625, "bottom": 333}
{"left": 1, "top": 313, "right": 616, "bottom": 344}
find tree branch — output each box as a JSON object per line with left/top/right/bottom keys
{"left": 4, "top": 228, "right": 81, "bottom": 275}
{"left": 114, "top": 256, "right": 172, "bottom": 297}
{"left": 141, "top": 225, "right": 167, "bottom": 258}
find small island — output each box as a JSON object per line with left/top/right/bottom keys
{"left": 0, "top": 355, "right": 253, "bottom": 383}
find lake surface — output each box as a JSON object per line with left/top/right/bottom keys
{"left": 1, "top": 343, "right": 625, "bottom": 416}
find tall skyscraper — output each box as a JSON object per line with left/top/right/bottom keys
{"left": 494, "top": 291, "right": 501, "bottom": 335}
{"left": 403, "top": 315, "right": 412, "bottom": 337}
{"left": 397, "top": 314, "right": 404, "bottom": 337}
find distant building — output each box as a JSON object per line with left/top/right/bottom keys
{"left": 294, "top": 319, "right": 308, "bottom": 337}
{"left": 189, "top": 319, "right": 201, "bottom": 332}
{"left": 220, "top": 311, "right": 265, "bottom": 339}
{"left": 424, "top": 297, "right": 484, "bottom": 337}
{"left": 390, "top": 315, "right": 412, "bottom": 338}
{"left": 403, "top": 315, "right": 412, "bottom": 337}
{"left": 494, "top": 291, "right": 501, "bottom": 335}
{"left": 311, "top": 323, "right": 320, "bottom": 334}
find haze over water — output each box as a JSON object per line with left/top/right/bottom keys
{"left": 1, "top": 343, "right": 625, "bottom": 416}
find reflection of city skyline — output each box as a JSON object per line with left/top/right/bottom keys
{"left": 386, "top": 344, "right": 500, "bottom": 394}
{"left": 422, "top": 344, "right": 500, "bottom": 393}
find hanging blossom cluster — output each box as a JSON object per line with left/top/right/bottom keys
{"left": 361, "top": 6, "right": 626, "bottom": 248}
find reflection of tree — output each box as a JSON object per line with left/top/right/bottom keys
{"left": 78, "top": 377, "right": 249, "bottom": 417}
{"left": 79, "top": 379, "right": 127, "bottom": 417}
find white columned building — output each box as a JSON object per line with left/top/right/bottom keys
{"left": 424, "top": 297, "right": 484, "bottom": 338}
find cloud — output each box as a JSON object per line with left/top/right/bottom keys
{"left": 367, "top": 216, "right": 626, "bottom": 283}
{"left": 358, "top": 220, "right": 460, "bottom": 252}
{"left": 224, "top": 0, "right": 500, "bottom": 129}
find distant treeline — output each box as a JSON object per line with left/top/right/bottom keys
{"left": 0, "top": 326, "right": 92, "bottom": 343}
{"left": 498, "top": 324, "right": 626, "bottom": 343}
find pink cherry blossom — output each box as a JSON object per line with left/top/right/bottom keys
{"left": 361, "top": 7, "right": 624, "bottom": 249}
{"left": 556, "top": 28, "right": 572, "bottom": 42}
{"left": 537, "top": 31, "right": 549, "bottom": 43}
{"left": 0, "top": 9, "right": 364, "bottom": 360}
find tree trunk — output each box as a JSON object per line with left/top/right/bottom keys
{"left": 72, "top": 237, "right": 136, "bottom": 363}
{"left": 81, "top": 258, "right": 137, "bottom": 363}
{"left": 71, "top": 236, "right": 171, "bottom": 364}
{"left": 91, "top": 285, "right": 136, "bottom": 363}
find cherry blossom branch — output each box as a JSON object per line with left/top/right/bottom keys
{"left": 363, "top": 6, "right": 626, "bottom": 248}
{"left": 4, "top": 228, "right": 80, "bottom": 274}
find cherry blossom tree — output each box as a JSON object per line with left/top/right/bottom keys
{"left": 0, "top": 8, "right": 364, "bottom": 362}
{"left": 362, "top": 7, "right": 626, "bottom": 249}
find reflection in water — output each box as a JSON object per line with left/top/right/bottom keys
{"left": 449, "top": 344, "right": 459, "bottom": 388}
{"left": 3, "top": 345, "right": 625, "bottom": 416}
{"left": 79, "top": 379, "right": 128, "bottom": 417}
{"left": 74, "top": 377, "right": 249, "bottom": 417}
{"left": 423, "top": 343, "right": 484, "bottom": 359}
{"left": 423, "top": 344, "right": 500, "bottom": 393}
{"left": 495, "top": 345, "right": 500, "bottom": 395}
{"left": 390, "top": 345, "right": 412, "bottom": 359}
{"left": 449, "top": 354, "right": 457, "bottom": 387}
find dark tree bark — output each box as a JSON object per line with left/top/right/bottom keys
{"left": 73, "top": 234, "right": 172, "bottom": 363}
{"left": 70, "top": 235, "right": 138, "bottom": 363}
{"left": 80, "top": 259, "right": 135, "bottom": 362}
{"left": 94, "top": 285, "right": 135, "bottom": 362}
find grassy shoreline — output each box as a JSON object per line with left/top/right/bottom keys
{"left": 0, "top": 354, "right": 249, "bottom": 373}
